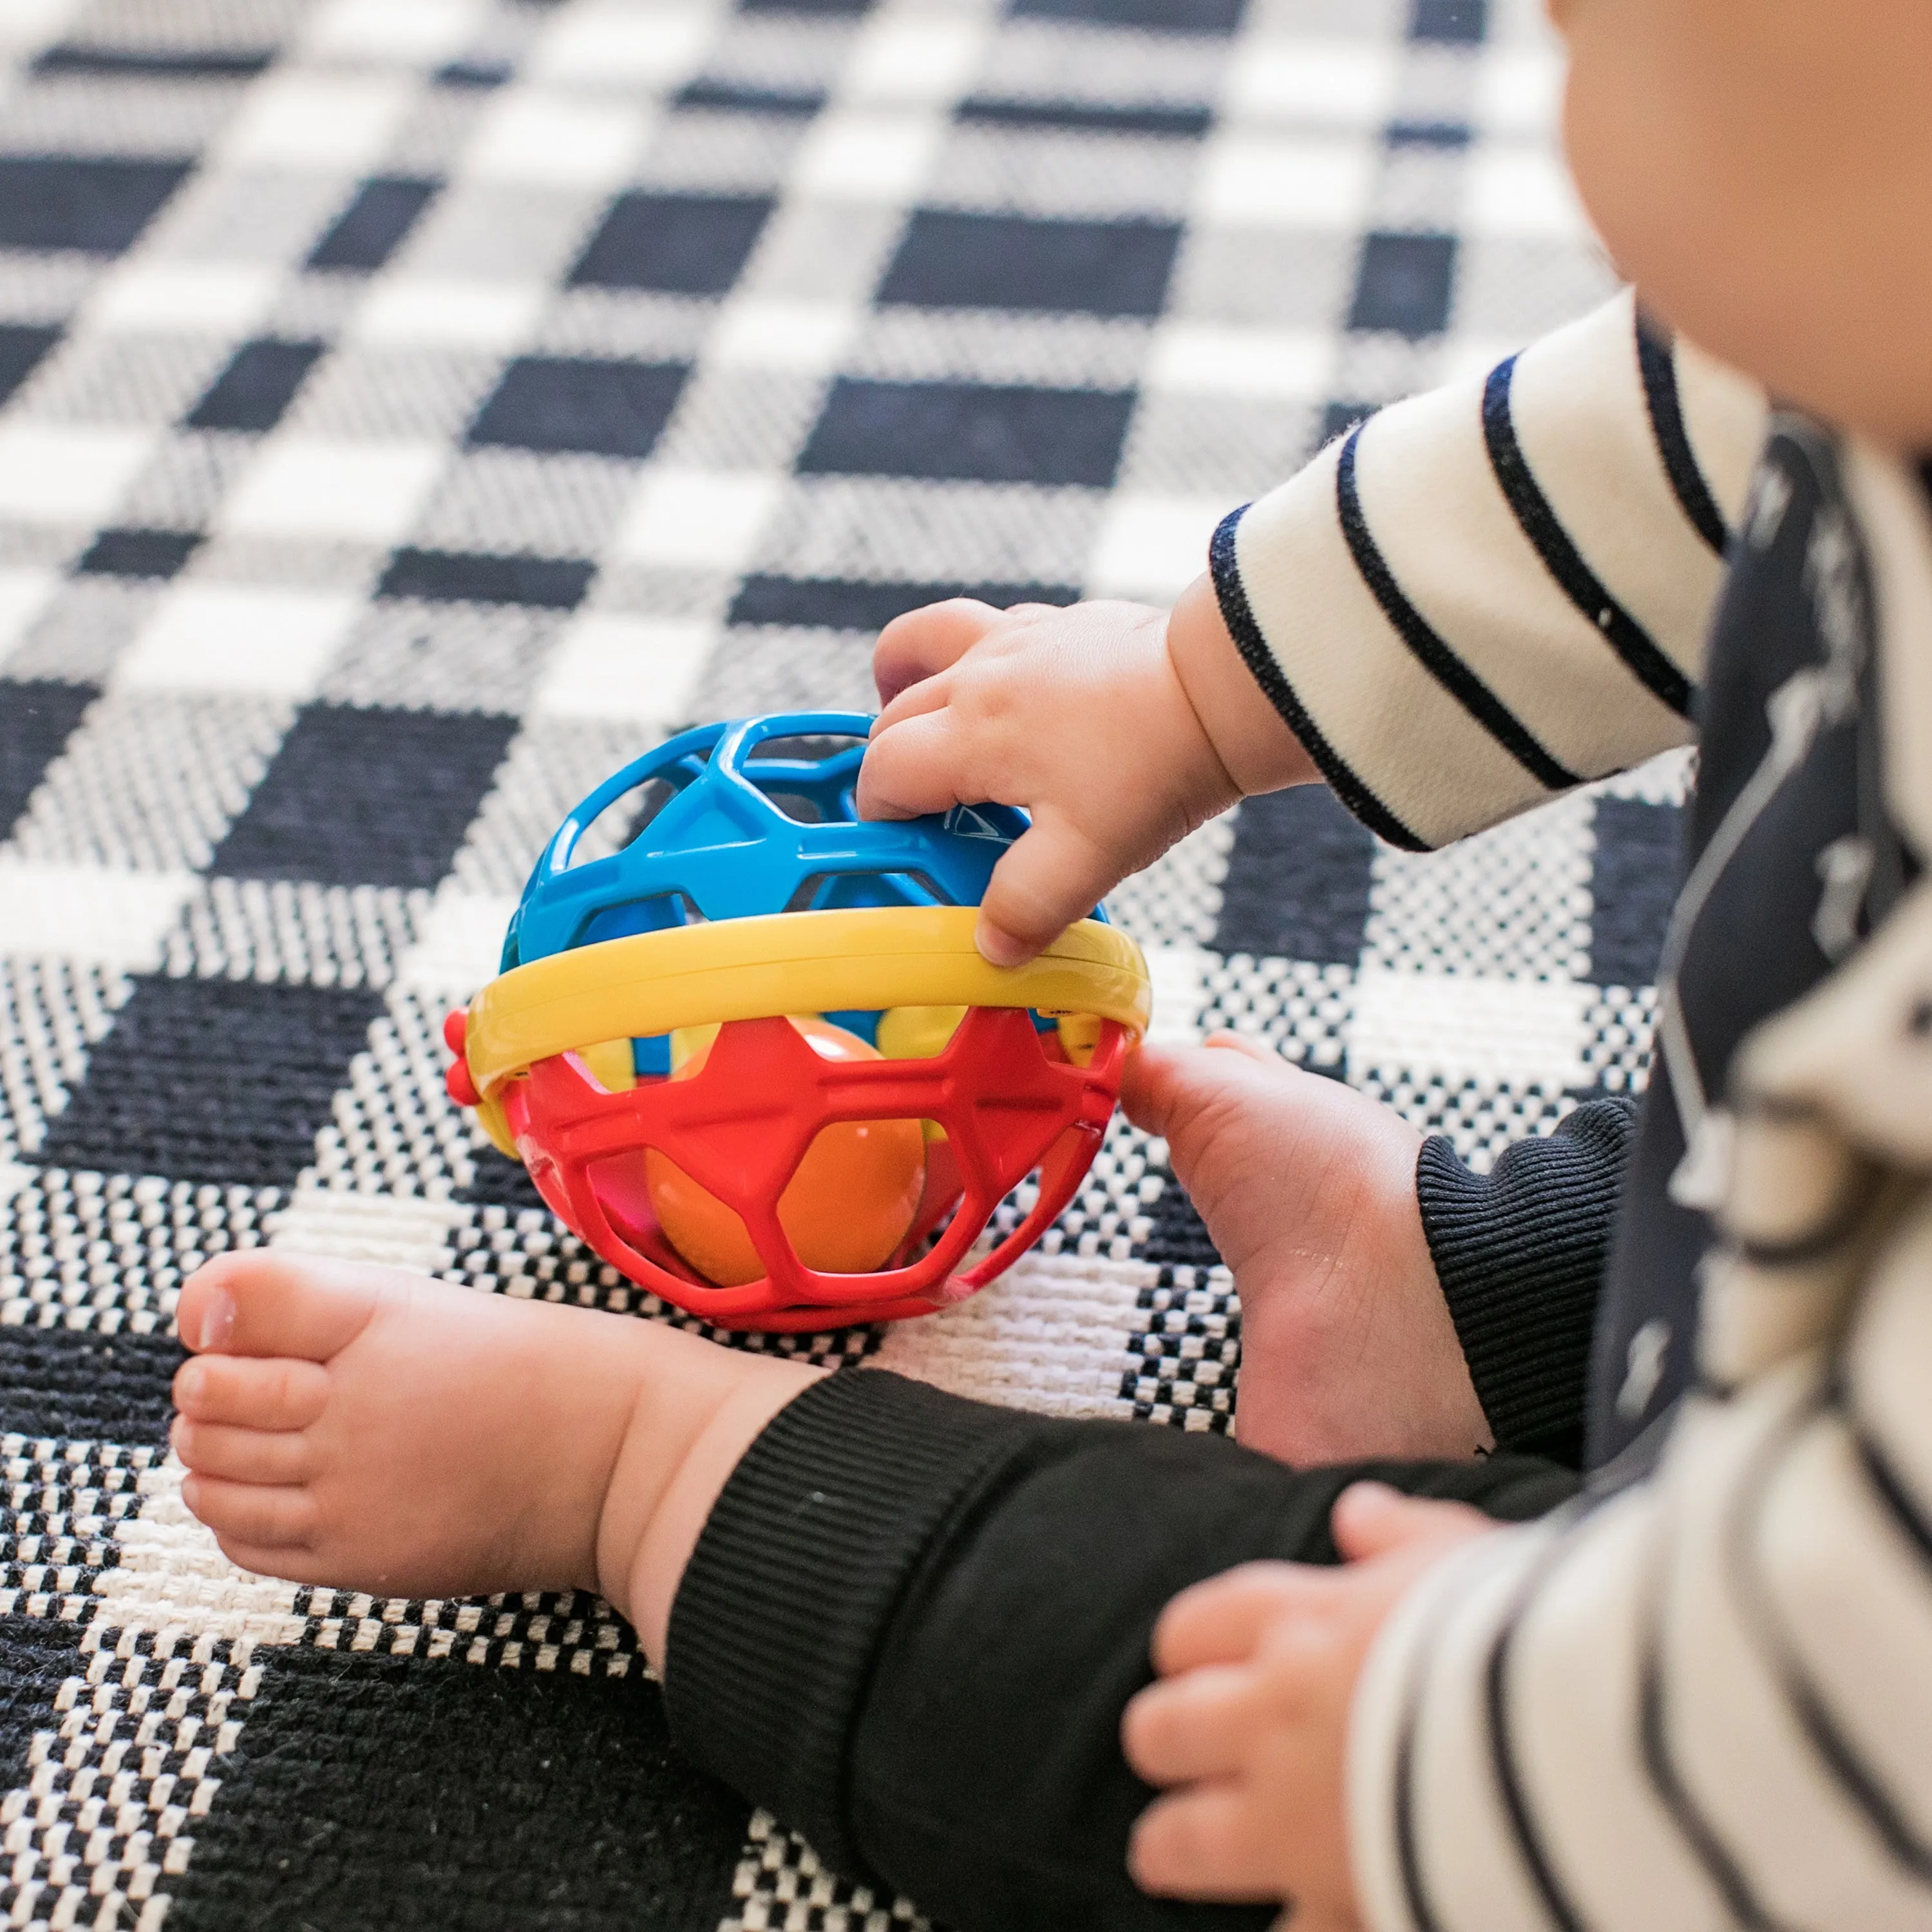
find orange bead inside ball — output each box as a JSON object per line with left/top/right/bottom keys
{"left": 645, "top": 1017, "right": 926, "bottom": 1287}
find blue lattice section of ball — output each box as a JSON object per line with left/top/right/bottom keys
{"left": 504, "top": 712, "right": 1030, "bottom": 972}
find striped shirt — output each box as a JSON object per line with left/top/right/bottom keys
{"left": 1215, "top": 293, "right": 1932, "bottom": 1931}
{"left": 1214, "top": 289, "right": 1763, "bottom": 849}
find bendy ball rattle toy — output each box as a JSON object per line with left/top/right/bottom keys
{"left": 442, "top": 712, "right": 1151, "bottom": 1331}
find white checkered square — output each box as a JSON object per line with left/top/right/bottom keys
{"left": 215, "top": 437, "right": 446, "bottom": 545}
{"left": 0, "top": 423, "right": 155, "bottom": 527}
{"left": 116, "top": 583, "right": 359, "bottom": 697}
{"left": 217, "top": 71, "right": 421, "bottom": 173}
{"left": 0, "top": 863, "right": 198, "bottom": 971}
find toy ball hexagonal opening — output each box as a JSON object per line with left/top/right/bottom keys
{"left": 444, "top": 713, "right": 1151, "bottom": 1329}
{"left": 643, "top": 1018, "right": 930, "bottom": 1287}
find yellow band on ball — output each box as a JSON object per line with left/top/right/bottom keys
{"left": 463, "top": 905, "right": 1151, "bottom": 1102}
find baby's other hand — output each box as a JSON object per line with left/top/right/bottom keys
{"left": 1121, "top": 1484, "right": 1495, "bottom": 1930}
{"left": 1122, "top": 1035, "right": 1490, "bottom": 1465}
{"left": 859, "top": 592, "right": 1242, "bottom": 966}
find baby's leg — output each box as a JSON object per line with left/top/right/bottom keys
{"left": 661, "top": 1371, "right": 1576, "bottom": 1932}
{"left": 169, "top": 1251, "right": 820, "bottom": 1660}
{"left": 171, "top": 1251, "right": 1575, "bottom": 1932}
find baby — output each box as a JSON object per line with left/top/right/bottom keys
{"left": 168, "top": 2, "right": 1932, "bottom": 1929}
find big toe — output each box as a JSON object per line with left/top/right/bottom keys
{"left": 177, "top": 1251, "right": 396, "bottom": 1361}
{"left": 1122, "top": 1037, "right": 1283, "bottom": 1137}
{"left": 1198, "top": 1029, "right": 1285, "bottom": 1066}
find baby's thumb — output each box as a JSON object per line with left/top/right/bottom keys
{"left": 1118, "top": 1035, "right": 1279, "bottom": 1146}
{"left": 1331, "top": 1483, "right": 1490, "bottom": 1565}
{"left": 975, "top": 817, "right": 1117, "bottom": 967}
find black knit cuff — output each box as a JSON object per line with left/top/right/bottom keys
{"left": 1416, "top": 1099, "right": 1638, "bottom": 1466}
{"left": 663, "top": 1368, "right": 1047, "bottom": 1877}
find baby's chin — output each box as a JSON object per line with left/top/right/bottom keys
{"left": 1630, "top": 260, "right": 1931, "bottom": 453}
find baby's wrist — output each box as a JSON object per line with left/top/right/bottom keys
{"left": 1165, "top": 571, "right": 1320, "bottom": 798}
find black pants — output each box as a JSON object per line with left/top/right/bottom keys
{"left": 667, "top": 1371, "right": 1577, "bottom": 1932}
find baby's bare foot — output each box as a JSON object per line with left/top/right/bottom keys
{"left": 1122, "top": 1036, "right": 1491, "bottom": 1466}
{"left": 170, "top": 1252, "right": 819, "bottom": 1654}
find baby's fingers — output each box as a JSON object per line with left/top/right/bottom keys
{"left": 857, "top": 710, "right": 970, "bottom": 821}
{"left": 859, "top": 730, "right": 1116, "bottom": 966}
{"left": 1129, "top": 1785, "right": 1280, "bottom": 1902}
{"left": 873, "top": 597, "right": 1001, "bottom": 708}
{"left": 1331, "top": 1482, "right": 1492, "bottom": 1565}
{"left": 1152, "top": 1560, "right": 1338, "bottom": 1674}
{"left": 1122, "top": 1663, "right": 1258, "bottom": 1785}
{"left": 976, "top": 811, "right": 1119, "bottom": 967}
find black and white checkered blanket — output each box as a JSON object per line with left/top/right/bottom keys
{"left": 0, "top": 0, "right": 1681, "bottom": 1925}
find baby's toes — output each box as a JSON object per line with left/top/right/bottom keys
{"left": 211, "top": 1537, "right": 321, "bottom": 1584}
{"left": 172, "top": 1416, "right": 313, "bottom": 1488}
{"left": 173, "top": 1352, "right": 327, "bottom": 1430}
{"left": 178, "top": 1472, "right": 317, "bottom": 1551}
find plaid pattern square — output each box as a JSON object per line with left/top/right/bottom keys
{"left": 0, "top": 2, "right": 1662, "bottom": 1927}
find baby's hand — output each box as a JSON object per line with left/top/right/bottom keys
{"left": 1121, "top": 1484, "right": 1495, "bottom": 1929}
{"left": 1122, "top": 1036, "right": 1490, "bottom": 1465}
{"left": 859, "top": 593, "right": 1236, "bottom": 964}
{"left": 859, "top": 575, "right": 1312, "bottom": 966}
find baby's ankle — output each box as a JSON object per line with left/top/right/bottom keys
{"left": 592, "top": 1334, "right": 824, "bottom": 1662}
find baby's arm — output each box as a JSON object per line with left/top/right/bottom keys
{"left": 862, "top": 291, "right": 1766, "bottom": 971}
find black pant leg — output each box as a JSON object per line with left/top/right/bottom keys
{"left": 667, "top": 1370, "right": 1577, "bottom": 1932}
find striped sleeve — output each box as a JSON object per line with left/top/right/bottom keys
{"left": 1213, "top": 290, "right": 1767, "bottom": 849}
{"left": 1345, "top": 882, "right": 1932, "bottom": 1932}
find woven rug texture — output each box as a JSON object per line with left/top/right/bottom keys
{"left": 0, "top": 0, "right": 1679, "bottom": 1926}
